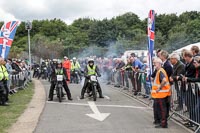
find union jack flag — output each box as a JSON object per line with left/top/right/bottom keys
{"left": 0, "top": 21, "right": 20, "bottom": 59}
{"left": 147, "top": 10, "right": 155, "bottom": 76}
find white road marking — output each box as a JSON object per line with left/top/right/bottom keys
{"left": 46, "top": 101, "right": 150, "bottom": 110}
{"left": 77, "top": 96, "right": 80, "bottom": 101}
{"left": 104, "top": 95, "right": 110, "bottom": 100}
{"left": 86, "top": 101, "right": 110, "bottom": 121}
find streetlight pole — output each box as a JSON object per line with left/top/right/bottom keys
{"left": 25, "top": 21, "right": 32, "bottom": 80}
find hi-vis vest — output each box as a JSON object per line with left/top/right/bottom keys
{"left": 0, "top": 65, "right": 9, "bottom": 80}
{"left": 151, "top": 68, "right": 170, "bottom": 98}
{"left": 71, "top": 62, "right": 80, "bottom": 70}
{"left": 87, "top": 65, "right": 96, "bottom": 75}
{"left": 55, "top": 69, "right": 63, "bottom": 75}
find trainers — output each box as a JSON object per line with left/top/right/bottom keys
{"left": 99, "top": 96, "right": 104, "bottom": 98}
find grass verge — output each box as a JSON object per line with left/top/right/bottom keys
{"left": 0, "top": 83, "right": 34, "bottom": 133}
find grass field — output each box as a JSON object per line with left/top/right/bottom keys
{"left": 0, "top": 83, "right": 34, "bottom": 133}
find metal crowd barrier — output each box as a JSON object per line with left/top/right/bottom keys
{"left": 170, "top": 81, "right": 200, "bottom": 133}
{"left": 109, "top": 69, "right": 200, "bottom": 132}
{"left": 9, "top": 70, "right": 31, "bottom": 92}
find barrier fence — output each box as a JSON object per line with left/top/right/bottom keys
{"left": 9, "top": 70, "right": 31, "bottom": 93}
{"left": 109, "top": 69, "right": 200, "bottom": 133}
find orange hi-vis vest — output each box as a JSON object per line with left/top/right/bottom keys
{"left": 151, "top": 68, "right": 171, "bottom": 99}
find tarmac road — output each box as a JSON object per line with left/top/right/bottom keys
{"left": 34, "top": 80, "right": 190, "bottom": 133}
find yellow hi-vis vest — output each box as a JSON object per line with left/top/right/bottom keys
{"left": 0, "top": 65, "right": 9, "bottom": 80}
{"left": 55, "top": 69, "right": 63, "bottom": 75}
{"left": 87, "top": 65, "right": 96, "bottom": 75}
{"left": 151, "top": 68, "right": 170, "bottom": 98}
{"left": 71, "top": 62, "right": 80, "bottom": 71}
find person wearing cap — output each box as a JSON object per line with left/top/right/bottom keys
{"left": 63, "top": 56, "right": 71, "bottom": 84}
{"left": 48, "top": 60, "right": 73, "bottom": 101}
{"left": 151, "top": 57, "right": 170, "bottom": 128}
{"left": 80, "top": 58, "right": 104, "bottom": 99}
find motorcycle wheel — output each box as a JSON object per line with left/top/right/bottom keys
{"left": 92, "top": 85, "right": 97, "bottom": 101}
{"left": 58, "top": 87, "right": 62, "bottom": 102}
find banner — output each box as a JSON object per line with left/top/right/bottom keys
{"left": 147, "top": 10, "right": 155, "bottom": 76}
{"left": 0, "top": 21, "right": 20, "bottom": 59}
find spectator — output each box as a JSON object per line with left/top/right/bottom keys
{"left": 121, "top": 58, "right": 132, "bottom": 90}
{"left": 63, "top": 56, "right": 71, "bottom": 83}
{"left": 130, "top": 53, "right": 144, "bottom": 95}
{"left": 182, "top": 50, "right": 196, "bottom": 127}
{"left": 182, "top": 56, "right": 200, "bottom": 126}
{"left": 151, "top": 57, "right": 170, "bottom": 128}
{"left": 0, "top": 57, "right": 9, "bottom": 104}
{"left": 160, "top": 50, "right": 173, "bottom": 118}
{"left": 142, "top": 57, "right": 151, "bottom": 98}
{"left": 5, "top": 59, "right": 13, "bottom": 93}
{"left": 191, "top": 45, "right": 200, "bottom": 57}
{"left": 169, "top": 53, "right": 185, "bottom": 111}
{"left": 114, "top": 58, "right": 125, "bottom": 87}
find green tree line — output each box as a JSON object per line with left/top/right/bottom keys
{"left": 1, "top": 11, "right": 200, "bottom": 59}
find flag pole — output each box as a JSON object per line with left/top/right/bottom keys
{"left": 25, "top": 21, "right": 32, "bottom": 80}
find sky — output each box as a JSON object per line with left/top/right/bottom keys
{"left": 0, "top": 0, "right": 200, "bottom": 24}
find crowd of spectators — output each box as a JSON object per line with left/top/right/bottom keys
{"left": 0, "top": 58, "right": 31, "bottom": 106}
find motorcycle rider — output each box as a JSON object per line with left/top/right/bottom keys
{"left": 80, "top": 58, "right": 104, "bottom": 99}
{"left": 33, "top": 63, "right": 40, "bottom": 78}
{"left": 71, "top": 57, "right": 82, "bottom": 81}
{"left": 38, "top": 60, "right": 47, "bottom": 79}
{"left": 48, "top": 60, "right": 73, "bottom": 101}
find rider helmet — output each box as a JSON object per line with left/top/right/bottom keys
{"left": 88, "top": 58, "right": 94, "bottom": 64}
{"left": 57, "top": 60, "right": 62, "bottom": 67}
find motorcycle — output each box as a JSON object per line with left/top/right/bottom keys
{"left": 33, "top": 67, "right": 40, "bottom": 78}
{"left": 38, "top": 67, "right": 48, "bottom": 80}
{"left": 72, "top": 69, "right": 79, "bottom": 84}
{"left": 87, "top": 75, "right": 98, "bottom": 101}
{"left": 56, "top": 75, "right": 64, "bottom": 102}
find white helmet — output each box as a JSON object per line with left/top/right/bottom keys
{"left": 57, "top": 59, "right": 62, "bottom": 64}
{"left": 88, "top": 58, "right": 94, "bottom": 64}
{"left": 73, "top": 57, "right": 76, "bottom": 60}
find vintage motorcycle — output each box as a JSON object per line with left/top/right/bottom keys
{"left": 87, "top": 75, "right": 98, "bottom": 101}
{"left": 56, "top": 75, "right": 64, "bottom": 102}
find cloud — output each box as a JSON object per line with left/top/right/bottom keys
{"left": 0, "top": 0, "right": 200, "bottom": 24}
